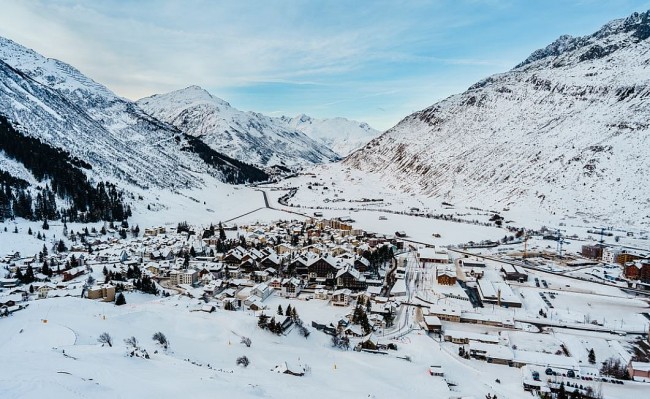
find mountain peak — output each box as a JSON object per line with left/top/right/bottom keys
{"left": 150, "top": 85, "right": 232, "bottom": 108}
{"left": 516, "top": 9, "right": 650, "bottom": 69}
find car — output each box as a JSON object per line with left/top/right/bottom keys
{"left": 545, "top": 368, "right": 554, "bottom": 376}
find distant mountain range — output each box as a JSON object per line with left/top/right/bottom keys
{"left": 0, "top": 35, "right": 379, "bottom": 222}
{"left": 137, "top": 87, "right": 379, "bottom": 165}
{"left": 137, "top": 86, "right": 339, "bottom": 168}
{"left": 345, "top": 10, "right": 650, "bottom": 226}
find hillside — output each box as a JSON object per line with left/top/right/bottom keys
{"left": 137, "top": 87, "right": 340, "bottom": 168}
{"left": 0, "top": 36, "right": 269, "bottom": 221}
{"left": 345, "top": 11, "right": 650, "bottom": 227}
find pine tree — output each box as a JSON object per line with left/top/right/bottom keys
{"left": 258, "top": 313, "right": 269, "bottom": 329}
{"left": 588, "top": 348, "right": 596, "bottom": 364}
{"left": 277, "top": 305, "right": 284, "bottom": 316}
{"left": 286, "top": 304, "right": 292, "bottom": 317}
{"left": 42, "top": 260, "right": 51, "bottom": 276}
{"left": 219, "top": 222, "right": 226, "bottom": 240}
{"left": 557, "top": 382, "right": 567, "bottom": 399}
{"left": 115, "top": 292, "right": 126, "bottom": 306}
{"left": 28, "top": 227, "right": 32, "bottom": 235}
{"left": 42, "top": 218, "right": 49, "bottom": 230}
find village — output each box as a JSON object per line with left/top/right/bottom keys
{"left": 1, "top": 214, "right": 650, "bottom": 399}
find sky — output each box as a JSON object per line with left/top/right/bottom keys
{"left": 0, "top": 1, "right": 649, "bottom": 131}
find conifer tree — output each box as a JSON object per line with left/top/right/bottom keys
{"left": 115, "top": 292, "right": 126, "bottom": 306}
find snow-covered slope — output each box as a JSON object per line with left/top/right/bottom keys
{"left": 137, "top": 87, "right": 340, "bottom": 167}
{"left": 281, "top": 114, "right": 380, "bottom": 157}
{"left": 345, "top": 11, "right": 650, "bottom": 226}
{"left": 0, "top": 36, "right": 266, "bottom": 191}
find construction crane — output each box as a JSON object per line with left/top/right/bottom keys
{"left": 556, "top": 229, "right": 566, "bottom": 258}
{"left": 522, "top": 230, "right": 531, "bottom": 260}
{"left": 592, "top": 226, "right": 608, "bottom": 245}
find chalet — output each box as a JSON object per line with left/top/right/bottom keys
{"left": 343, "top": 325, "right": 363, "bottom": 337}
{"left": 331, "top": 289, "right": 352, "bottom": 306}
{"left": 436, "top": 266, "right": 457, "bottom": 285}
{"left": 307, "top": 255, "right": 339, "bottom": 283}
{"left": 278, "top": 315, "right": 294, "bottom": 332}
{"left": 624, "top": 260, "right": 650, "bottom": 281}
{"left": 268, "top": 278, "right": 282, "bottom": 290}
{"left": 353, "top": 256, "right": 371, "bottom": 272}
{"left": 251, "top": 282, "right": 273, "bottom": 301}
{"left": 260, "top": 253, "right": 282, "bottom": 269}
{"left": 289, "top": 256, "right": 312, "bottom": 277}
{"left": 63, "top": 266, "right": 85, "bottom": 282}
{"left": 335, "top": 266, "right": 367, "bottom": 290}
{"left": 281, "top": 278, "right": 302, "bottom": 298}
{"left": 422, "top": 315, "right": 442, "bottom": 332}
{"left": 239, "top": 258, "right": 258, "bottom": 274}
{"left": 223, "top": 247, "right": 246, "bottom": 265}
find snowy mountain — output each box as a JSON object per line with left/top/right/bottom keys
{"left": 0, "top": 36, "right": 268, "bottom": 192}
{"left": 137, "top": 87, "right": 340, "bottom": 168}
{"left": 281, "top": 114, "right": 380, "bottom": 157}
{"left": 345, "top": 11, "right": 650, "bottom": 226}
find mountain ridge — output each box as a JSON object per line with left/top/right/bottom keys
{"left": 345, "top": 10, "right": 650, "bottom": 226}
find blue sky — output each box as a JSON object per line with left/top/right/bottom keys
{"left": 1, "top": 0, "right": 649, "bottom": 130}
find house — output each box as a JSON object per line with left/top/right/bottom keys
{"left": 353, "top": 256, "right": 371, "bottom": 272}
{"left": 335, "top": 266, "right": 367, "bottom": 290}
{"left": 63, "top": 266, "right": 85, "bottom": 282}
{"left": 331, "top": 289, "right": 352, "bottom": 306}
{"left": 307, "top": 255, "right": 339, "bottom": 283}
{"left": 86, "top": 284, "right": 116, "bottom": 302}
{"left": 314, "top": 286, "right": 329, "bottom": 300}
{"left": 311, "top": 321, "right": 337, "bottom": 335}
{"left": 428, "top": 305, "right": 461, "bottom": 322}
{"left": 500, "top": 264, "right": 528, "bottom": 282}
{"left": 200, "top": 304, "right": 216, "bottom": 313}
{"left": 251, "top": 282, "right": 273, "bottom": 302}
{"left": 422, "top": 315, "right": 442, "bottom": 332}
{"left": 0, "top": 278, "right": 20, "bottom": 288}
{"left": 436, "top": 266, "right": 457, "bottom": 285}
{"left": 278, "top": 315, "right": 294, "bottom": 332}
{"left": 358, "top": 333, "right": 379, "bottom": 350}
{"left": 624, "top": 260, "right": 650, "bottom": 281}
{"left": 281, "top": 278, "right": 302, "bottom": 298}
{"left": 418, "top": 248, "right": 449, "bottom": 264}
{"left": 628, "top": 361, "right": 650, "bottom": 381}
